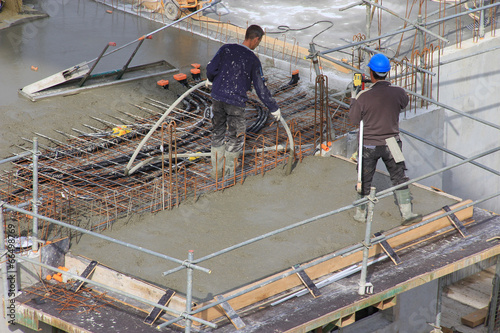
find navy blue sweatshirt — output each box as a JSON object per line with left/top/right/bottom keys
{"left": 206, "top": 43, "right": 279, "bottom": 112}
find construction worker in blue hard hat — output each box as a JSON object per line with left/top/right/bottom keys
{"left": 348, "top": 53, "right": 422, "bottom": 226}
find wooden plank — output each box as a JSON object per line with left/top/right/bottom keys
{"left": 461, "top": 306, "right": 488, "bottom": 327}
{"left": 69, "top": 260, "right": 98, "bottom": 293}
{"left": 65, "top": 255, "right": 186, "bottom": 316}
{"left": 443, "top": 205, "right": 469, "bottom": 237}
{"left": 144, "top": 290, "right": 175, "bottom": 325}
{"left": 373, "top": 232, "right": 402, "bottom": 265}
{"left": 215, "top": 295, "right": 246, "bottom": 330}
{"left": 193, "top": 200, "right": 473, "bottom": 323}
{"left": 294, "top": 264, "right": 321, "bottom": 298}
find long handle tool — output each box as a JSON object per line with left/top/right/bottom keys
{"left": 357, "top": 119, "right": 364, "bottom": 193}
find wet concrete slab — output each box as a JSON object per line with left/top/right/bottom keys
{"left": 69, "top": 155, "right": 461, "bottom": 302}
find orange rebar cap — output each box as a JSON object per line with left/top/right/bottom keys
{"left": 157, "top": 79, "right": 169, "bottom": 87}
{"left": 191, "top": 63, "right": 201, "bottom": 69}
{"left": 174, "top": 73, "right": 187, "bottom": 81}
{"left": 190, "top": 68, "right": 200, "bottom": 74}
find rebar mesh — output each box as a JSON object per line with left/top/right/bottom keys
{"left": 0, "top": 74, "right": 354, "bottom": 240}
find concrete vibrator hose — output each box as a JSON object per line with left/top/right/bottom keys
{"left": 123, "top": 81, "right": 295, "bottom": 176}
{"left": 124, "top": 81, "right": 206, "bottom": 176}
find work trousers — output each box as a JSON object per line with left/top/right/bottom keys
{"left": 358, "top": 141, "right": 409, "bottom": 196}
{"left": 211, "top": 100, "right": 246, "bottom": 153}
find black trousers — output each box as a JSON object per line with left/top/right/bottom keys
{"left": 211, "top": 100, "right": 246, "bottom": 152}
{"left": 358, "top": 141, "right": 409, "bottom": 196}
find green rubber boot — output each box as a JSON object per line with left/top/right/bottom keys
{"left": 394, "top": 188, "right": 422, "bottom": 226}
{"left": 353, "top": 193, "right": 367, "bottom": 223}
{"left": 210, "top": 145, "right": 225, "bottom": 179}
{"left": 224, "top": 151, "right": 240, "bottom": 177}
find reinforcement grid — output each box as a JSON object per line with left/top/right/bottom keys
{"left": 0, "top": 74, "right": 355, "bottom": 240}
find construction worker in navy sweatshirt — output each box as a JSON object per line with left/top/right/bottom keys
{"left": 205, "top": 24, "right": 280, "bottom": 179}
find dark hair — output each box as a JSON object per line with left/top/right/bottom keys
{"left": 371, "top": 69, "right": 387, "bottom": 81}
{"left": 245, "top": 25, "right": 265, "bottom": 40}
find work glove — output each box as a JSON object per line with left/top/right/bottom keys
{"left": 205, "top": 79, "right": 212, "bottom": 88}
{"left": 271, "top": 108, "right": 281, "bottom": 121}
{"left": 351, "top": 86, "right": 361, "bottom": 100}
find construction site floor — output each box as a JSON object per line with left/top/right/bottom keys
{"left": 15, "top": 207, "right": 500, "bottom": 333}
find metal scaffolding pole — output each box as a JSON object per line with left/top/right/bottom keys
{"left": 0, "top": 202, "right": 211, "bottom": 275}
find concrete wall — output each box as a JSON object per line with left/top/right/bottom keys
{"left": 401, "top": 33, "right": 500, "bottom": 213}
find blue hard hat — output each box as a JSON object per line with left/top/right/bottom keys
{"left": 367, "top": 54, "right": 391, "bottom": 73}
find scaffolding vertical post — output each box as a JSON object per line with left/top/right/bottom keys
{"left": 309, "top": 43, "right": 322, "bottom": 77}
{"left": 417, "top": 15, "right": 427, "bottom": 100}
{"left": 479, "top": 0, "right": 485, "bottom": 38}
{"left": 358, "top": 186, "right": 376, "bottom": 295}
{"left": 32, "top": 137, "right": 39, "bottom": 252}
{"left": 185, "top": 250, "right": 194, "bottom": 333}
{"left": 435, "top": 277, "right": 443, "bottom": 328}
{"left": 488, "top": 255, "right": 500, "bottom": 332}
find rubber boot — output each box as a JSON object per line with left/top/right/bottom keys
{"left": 224, "top": 151, "right": 240, "bottom": 177}
{"left": 394, "top": 188, "right": 422, "bottom": 226}
{"left": 210, "top": 145, "right": 225, "bottom": 180}
{"left": 353, "top": 193, "right": 367, "bottom": 223}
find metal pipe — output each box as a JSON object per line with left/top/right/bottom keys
{"left": 435, "top": 277, "right": 443, "bottom": 328}
{"left": 124, "top": 81, "right": 206, "bottom": 176}
{"left": 185, "top": 250, "right": 194, "bottom": 333}
{"left": 318, "top": 2, "right": 500, "bottom": 56}
{"left": 79, "top": 42, "right": 115, "bottom": 87}
{"left": 439, "top": 44, "right": 500, "bottom": 65}
{"left": 31, "top": 138, "right": 39, "bottom": 252}
{"left": 115, "top": 37, "right": 148, "bottom": 80}
{"left": 161, "top": 188, "right": 500, "bottom": 328}
{"left": 176, "top": 145, "right": 500, "bottom": 273}
{"left": 345, "top": 41, "right": 436, "bottom": 76}
{"left": 488, "top": 255, "right": 500, "bottom": 333}
{"left": 358, "top": 187, "right": 376, "bottom": 295}
{"left": 0, "top": 201, "right": 211, "bottom": 274}
{"left": 0, "top": 151, "right": 30, "bottom": 165}
{"left": 479, "top": 0, "right": 485, "bottom": 39}
{"left": 376, "top": 145, "right": 500, "bottom": 198}
{"left": 163, "top": 145, "right": 500, "bottom": 276}
{"left": 363, "top": 0, "right": 449, "bottom": 43}
{"left": 400, "top": 129, "right": 500, "bottom": 177}
{"left": 339, "top": 1, "right": 363, "bottom": 11}
{"left": 17, "top": 257, "right": 217, "bottom": 329}
{"left": 83, "top": 0, "right": 222, "bottom": 65}
{"left": 405, "top": 89, "right": 500, "bottom": 131}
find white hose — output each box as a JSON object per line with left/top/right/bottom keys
{"left": 124, "top": 81, "right": 206, "bottom": 176}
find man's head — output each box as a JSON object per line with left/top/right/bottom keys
{"left": 367, "top": 54, "right": 390, "bottom": 81}
{"left": 244, "top": 25, "right": 265, "bottom": 50}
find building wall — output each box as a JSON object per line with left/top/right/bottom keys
{"left": 402, "top": 34, "right": 500, "bottom": 213}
